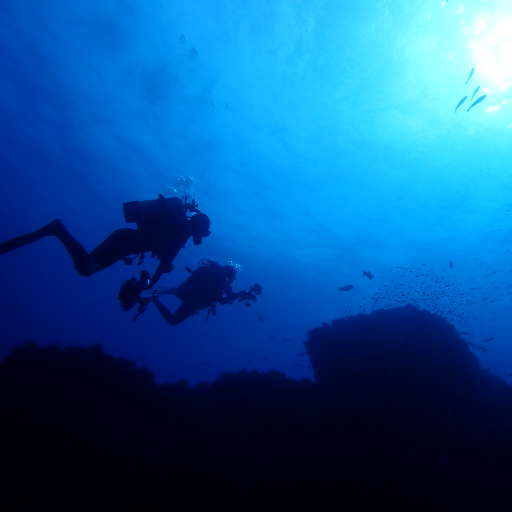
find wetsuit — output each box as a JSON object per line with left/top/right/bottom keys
{"left": 0, "top": 196, "right": 196, "bottom": 287}
{"left": 152, "top": 262, "right": 246, "bottom": 325}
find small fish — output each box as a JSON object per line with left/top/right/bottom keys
{"left": 467, "top": 94, "right": 487, "bottom": 112}
{"left": 484, "top": 337, "right": 494, "bottom": 342}
{"left": 281, "top": 337, "right": 291, "bottom": 342}
{"left": 460, "top": 331, "right": 470, "bottom": 335}
{"left": 298, "top": 352, "right": 307, "bottom": 356}
{"left": 258, "top": 315, "right": 264, "bottom": 322}
{"left": 508, "top": 373, "right": 512, "bottom": 377}
{"left": 470, "top": 85, "right": 480, "bottom": 101}
{"left": 449, "top": 261, "right": 453, "bottom": 269}
{"left": 363, "top": 270, "right": 374, "bottom": 280}
{"left": 295, "top": 363, "right": 303, "bottom": 367}
{"left": 454, "top": 96, "right": 467, "bottom": 113}
{"left": 338, "top": 285, "right": 354, "bottom": 292}
{"left": 465, "top": 67, "right": 475, "bottom": 85}
{"left": 268, "top": 334, "right": 276, "bottom": 339}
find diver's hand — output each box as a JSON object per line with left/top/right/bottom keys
{"left": 148, "top": 273, "right": 161, "bottom": 289}
{"left": 149, "top": 262, "right": 174, "bottom": 288}
{"left": 148, "top": 293, "right": 160, "bottom": 303}
{"left": 238, "top": 290, "right": 256, "bottom": 302}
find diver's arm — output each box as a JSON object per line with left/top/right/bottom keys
{"left": 148, "top": 259, "right": 175, "bottom": 288}
{"left": 148, "top": 242, "right": 182, "bottom": 288}
{"left": 148, "top": 264, "right": 165, "bottom": 288}
{"left": 150, "top": 297, "right": 175, "bottom": 325}
{"left": 217, "top": 290, "right": 246, "bottom": 305}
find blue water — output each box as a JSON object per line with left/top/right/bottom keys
{"left": 0, "top": 0, "right": 510, "bottom": 387}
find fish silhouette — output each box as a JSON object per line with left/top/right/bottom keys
{"left": 470, "top": 85, "right": 480, "bottom": 101}
{"left": 454, "top": 96, "right": 467, "bottom": 113}
{"left": 465, "top": 67, "right": 475, "bottom": 85}
{"left": 467, "top": 94, "right": 487, "bottom": 112}
{"left": 338, "top": 285, "right": 354, "bottom": 291}
{"left": 363, "top": 270, "right": 374, "bottom": 280}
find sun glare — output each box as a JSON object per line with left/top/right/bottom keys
{"left": 467, "top": 12, "right": 512, "bottom": 90}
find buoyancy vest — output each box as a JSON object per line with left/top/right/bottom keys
{"left": 123, "top": 195, "right": 189, "bottom": 258}
{"left": 174, "top": 261, "right": 227, "bottom": 310}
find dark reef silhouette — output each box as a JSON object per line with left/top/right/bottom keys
{"left": 1, "top": 306, "right": 512, "bottom": 509}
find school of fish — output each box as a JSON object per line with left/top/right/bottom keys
{"left": 455, "top": 67, "right": 487, "bottom": 114}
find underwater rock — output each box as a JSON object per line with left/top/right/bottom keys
{"left": 305, "top": 305, "right": 482, "bottom": 402}
{"left": 2, "top": 310, "right": 512, "bottom": 508}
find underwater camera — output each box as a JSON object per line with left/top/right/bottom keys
{"left": 239, "top": 282, "right": 262, "bottom": 306}
{"left": 118, "top": 270, "right": 151, "bottom": 314}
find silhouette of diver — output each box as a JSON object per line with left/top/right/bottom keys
{"left": 0, "top": 195, "right": 211, "bottom": 288}
{"left": 146, "top": 259, "right": 262, "bottom": 325}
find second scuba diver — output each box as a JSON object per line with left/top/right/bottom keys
{"left": 119, "top": 259, "right": 262, "bottom": 324}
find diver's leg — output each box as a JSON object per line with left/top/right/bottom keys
{"left": 27, "top": 224, "right": 145, "bottom": 277}
{"left": 0, "top": 219, "right": 93, "bottom": 276}
{"left": 0, "top": 219, "right": 72, "bottom": 256}
{"left": 0, "top": 221, "right": 144, "bottom": 278}
{"left": 51, "top": 223, "right": 90, "bottom": 275}
{"left": 83, "top": 228, "right": 146, "bottom": 275}
{"left": 0, "top": 219, "right": 95, "bottom": 275}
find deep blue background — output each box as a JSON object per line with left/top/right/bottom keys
{"left": 0, "top": 0, "right": 510, "bottom": 386}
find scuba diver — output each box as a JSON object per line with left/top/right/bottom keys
{"left": 118, "top": 259, "right": 262, "bottom": 324}
{"left": 0, "top": 195, "right": 211, "bottom": 288}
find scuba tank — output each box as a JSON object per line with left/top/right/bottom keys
{"left": 123, "top": 195, "right": 185, "bottom": 225}
{"left": 174, "top": 260, "right": 225, "bottom": 310}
